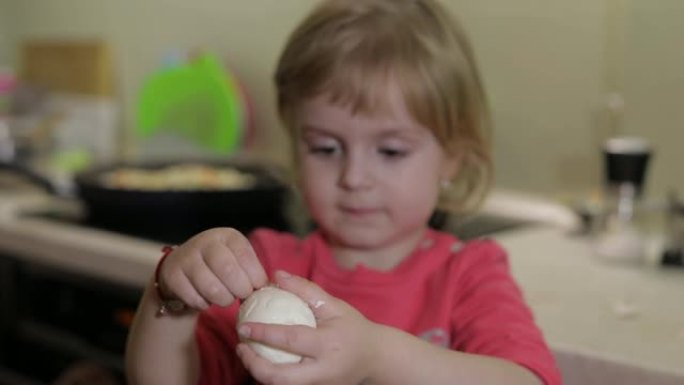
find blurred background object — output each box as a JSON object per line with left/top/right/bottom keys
{"left": 19, "top": 39, "right": 118, "bottom": 166}
{"left": 21, "top": 40, "right": 112, "bottom": 97}
{"left": 0, "top": 39, "right": 119, "bottom": 196}
{"left": 135, "top": 51, "right": 250, "bottom": 159}
{"left": 592, "top": 136, "right": 654, "bottom": 264}
{"left": 661, "top": 191, "right": 684, "bottom": 267}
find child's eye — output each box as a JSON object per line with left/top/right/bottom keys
{"left": 308, "top": 142, "right": 341, "bottom": 156}
{"left": 378, "top": 147, "right": 408, "bottom": 159}
{"left": 310, "top": 146, "right": 337, "bottom": 155}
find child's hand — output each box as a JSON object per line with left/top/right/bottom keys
{"left": 157, "top": 228, "right": 268, "bottom": 310}
{"left": 236, "top": 271, "right": 381, "bottom": 385}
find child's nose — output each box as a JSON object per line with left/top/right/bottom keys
{"left": 339, "top": 152, "right": 372, "bottom": 190}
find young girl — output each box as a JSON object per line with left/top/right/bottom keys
{"left": 125, "top": 0, "right": 562, "bottom": 384}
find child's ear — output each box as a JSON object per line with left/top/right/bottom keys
{"left": 441, "top": 151, "right": 462, "bottom": 181}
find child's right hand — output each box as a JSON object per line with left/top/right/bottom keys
{"left": 155, "top": 228, "right": 269, "bottom": 311}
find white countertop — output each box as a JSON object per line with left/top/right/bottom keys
{"left": 0, "top": 189, "right": 682, "bottom": 384}
{"left": 496, "top": 228, "right": 684, "bottom": 384}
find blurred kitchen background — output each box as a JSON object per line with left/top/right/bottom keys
{"left": 1, "top": 1, "right": 683, "bottom": 385}
{"left": 1, "top": 0, "right": 682, "bottom": 198}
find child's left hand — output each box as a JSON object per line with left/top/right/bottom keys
{"left": 236, "top": 270, "right": 382, "bottom": 385}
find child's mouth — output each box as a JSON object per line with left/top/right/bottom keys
{"left": 340, "top": 206, "right": 380, "bottom": 216}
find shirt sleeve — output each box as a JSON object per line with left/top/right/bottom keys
{"left": 196, "top": 303, "right": 250, "bottom": 385}
{"left": 450, "top": 239, "right": 562, "bottom": 385}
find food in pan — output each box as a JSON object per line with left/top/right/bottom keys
{"left": 99, "top": 164, "right": 257, "bottom": 191}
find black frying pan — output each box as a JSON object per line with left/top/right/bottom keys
{"left": 3, "top": 159, "right": 293, "bottom": 244}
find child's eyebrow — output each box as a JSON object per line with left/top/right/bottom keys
{"left": 374, "top": 127, "right": 425, "bottom": 142}
{"left": 300, "top": 124, "right": 335, "bottom": 136}
{"left": 301, "top": 123, "right": 424, "bottom": 141}
{"left": 375, "top": 128, "right": 417, "bottom": 137}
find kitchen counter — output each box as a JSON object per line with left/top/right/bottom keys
{"left": 0, "top": 189, "right": 682, "bottom": 384}
{"left": 496, "top": 228, "right": 684, "bottom": 385}
{"left": 0, "top": 189, "right": 164, "bottom": 288}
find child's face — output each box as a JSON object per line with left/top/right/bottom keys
{"left": 295, "top": 83, "right": 459, "bottom": 251}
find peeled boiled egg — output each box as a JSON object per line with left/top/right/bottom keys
{"left": 237, "top": 286, "right": 316, "bottom": 364}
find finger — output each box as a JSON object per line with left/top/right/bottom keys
{"left": 203, "top": 242, "right": 253, "bottom": 299}
{"left": 222, "top": 228, "right": 269, "bottom": 289}
{"left": 236, "top": 342, "right": 284, "bottom": 384}
{"left": 237, "top": 343, "right": 317, "bottom": 385}
{"left": 274, "top": 270, "right": 338, "bottom": 319}
{"left": 238, "top": 322, "right": 322, "bottom": 358}
{"left": 186, "top": 258, "right": 236, "bottom": 307}
{"left": 168, "top": 270, "right": 209, "bottom": 310}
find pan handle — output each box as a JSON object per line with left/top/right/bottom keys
{"left": 0, "top": 161, "right": 61, "bottom": 195}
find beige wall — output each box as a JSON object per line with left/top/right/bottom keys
{"left": 2, "top": 1, "right": 681, "bottom": 200}
{"left": 0, "top": 0, "right": 12, "bottom": 62}
{"left": 622, "top": 0, "right": 684, "bottom": 199}
{"left": 455, "top": 1, "right": 606, "bottom": 196}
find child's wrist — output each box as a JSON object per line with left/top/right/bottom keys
{"left": 154, "top": 245, "right": 190, "bottom": 316}
{"left": 362, "top": 323, "right": 394, "bottom": 385}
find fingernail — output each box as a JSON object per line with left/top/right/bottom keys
{"left": 276, "top": 270, "right": 292, "bottom": 279}
{"left": 238, "top": 325, "right": 251, "bottom": 339}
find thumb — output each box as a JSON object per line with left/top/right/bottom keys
{"left": 274, "top": 270, "right": 338, "bottom": 320}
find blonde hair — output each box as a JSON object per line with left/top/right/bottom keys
{"left": 275, "top": 0, "right": 492, "bottom": 214}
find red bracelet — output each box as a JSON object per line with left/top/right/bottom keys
{"left": 154, "top": 245, "right": 187, "bottom": 316}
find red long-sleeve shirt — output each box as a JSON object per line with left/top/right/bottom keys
{"left": 196, "top": 228, "right": 562, "bottom": 385}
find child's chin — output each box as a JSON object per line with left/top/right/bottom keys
{"left": 329, "top": 228, "right": 392, "bottom": 248}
